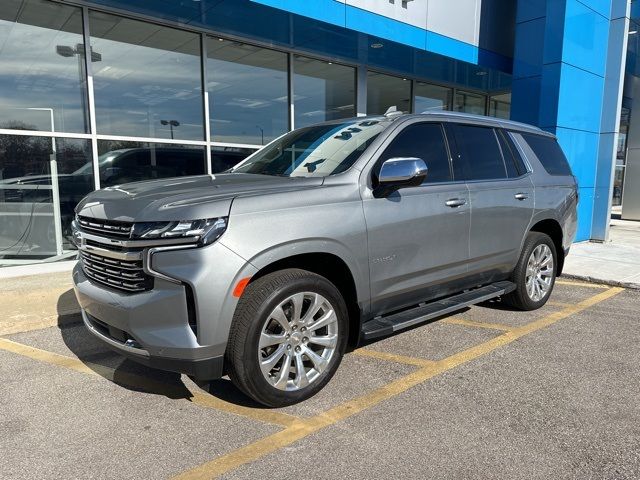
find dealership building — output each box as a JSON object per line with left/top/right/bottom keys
{"left": 0, "top": 0, "right": 638, "bottom": 266}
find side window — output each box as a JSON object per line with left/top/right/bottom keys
{"left": 500, "top": 130, "right": 528, "bottom": 176}
{"left": 450, "top": 124, "right": 507, "bottom": 181}
{"left": 497, "top": 129, "right": 524, "bottom": 177}
{"left": 377, "top": 123, "right": 451, "bottom": 184}
{"left": 520, "top": 133, "right": 573, "bottom": 176}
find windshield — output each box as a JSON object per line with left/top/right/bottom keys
{"left": 230, "top": 119, "right": 389, "bottom": 177}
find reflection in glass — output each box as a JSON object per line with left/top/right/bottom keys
{"left": 613, "top": 107, "right": 630, "bottom": 206}
{"left": 414, "top": 83, "right": 452, "bottom": 113}
{"left": 454, "top": 90, "right": 487, "bottom": 115}
{"left": 96, "top": 141, "right": 206, "bottom": 187}
{"left": 0, "top": 0, "right": 89, "bottom": 133}
{"left": 367, "top": 71, "right": 411, "bottom": 114}
{"left": 89, "top": 12, "right": 203, "bottom": 140}
{"left": 207, "top": 38, "right": 288, "bottom": 145}
{"left": 489, "top": 93, "right": 511, "bottom": 119}
{"left": 0, "top": 135, "right": 93, "bottom": 259}
{"left": 211, "top": 146, "right": 256, "bottom": 173}
{"left": 231, "top": 119, "right": 388, "bottom": 177}
{"left": 293, "top": 56, "right": 355, "bottom": 128}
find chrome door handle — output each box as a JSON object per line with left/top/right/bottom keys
{"left": 445, "top": 198, "right": 467, "bottom": 208}
{"left": 514, "top": 193, "right": 529, "bottom": 200}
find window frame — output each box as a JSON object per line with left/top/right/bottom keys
{"left": 368, "top": 119, "right": 456, "bottom": 188}
{"left": 444, "top": 122, "right": 533, "bottom": 183}
{"left": 496, "top": 129, "right": 529, "bottom": 178}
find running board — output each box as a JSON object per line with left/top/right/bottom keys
{"left": 361, "top": 281, "right": 516, "bottom": 341}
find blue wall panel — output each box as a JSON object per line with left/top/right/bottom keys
{"left": 562, "top": 0, "right": 609, "bottom": 76}
{"left": 512, "top": 17, "right": 546, "bottom": 78}
{"left": 556, "top": 127, "right": 599, "bottom": 188}
{"left": 425, "top": 31, "right": 478, "bottom": 64}
{"left": 513, "top": 0, "right": 627, "bottom": 241}
{"left": 516, "top": 0, "right": 547, "bottom": 23}
{"left": 556, "top": 64, "right": 605, "bottom": 132}
{"left": 345, "top": 6, "right": 427, "bottom": 51}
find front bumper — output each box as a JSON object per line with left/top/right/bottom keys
{"left": 72, "top": 240, "right": 257, "bottom": 380}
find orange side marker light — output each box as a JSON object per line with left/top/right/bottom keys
{"left": 233, "top": 277, "right": 251, "bottom": 297}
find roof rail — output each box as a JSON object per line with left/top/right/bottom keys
{"left": 417, "top": 110, "right": 544, "bottom": 132}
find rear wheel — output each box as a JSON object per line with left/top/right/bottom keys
{"left": 225, "top": 269, "right": 348, "bottom": 407}
{"left": 503, "top": 232, "right": 557, "bottom": 310}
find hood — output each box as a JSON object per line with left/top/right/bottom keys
{"left": 76, "top": 173, "right": 324, "bottom": 222}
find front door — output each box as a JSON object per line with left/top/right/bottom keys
{"left": 362, "top": 121, "right": 471, "bottom": 314}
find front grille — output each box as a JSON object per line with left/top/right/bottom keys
{"left": 77, "top": 216, "right": 132, "bottom": 238}
{"left": 80, "top": 251, "right": 153, "bottom": 293}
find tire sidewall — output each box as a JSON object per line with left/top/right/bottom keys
{"left": 240, "top": 273, "right": 349, "bottom": 406}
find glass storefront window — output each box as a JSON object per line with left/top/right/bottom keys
{"left": 207, "top": 38, "right": 288, "bottom": 145}
{"left": 414, "top": 83, "right": 452, "bottom": 113}
{"left": 0, "top": 135, "right": 93, "bottom": 260}
{"left": 454, "top": 90, "right": 487, "bottom": 115}
{"left": 211, "top": 146, "right": 256, "bottom": 173}
{"left": 613, "top": 107, "right": 630, "bottom": 207}
{"left": 293, "top": 56, "right": 356, "bottom": 128}
{"left": 0, "top": 0, "right": 89, "bottom": 133}
{"left": 367, "top": 71, "right": 411, "bottom": 114}
{"left": 489, "top": 93, "right": 511, "bottom": 119}
{"left": 89, "top": 12, "right": 203, "bottom": 140}
{"left": 96, "top": 141, "right": 206, "bottom": 187}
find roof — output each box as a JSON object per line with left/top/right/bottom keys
{"left": 410, "top": 111, "right": 550, "bottom": 136}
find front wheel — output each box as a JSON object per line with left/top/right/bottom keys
{"left": 225, "top": 269, "right": 348, "bottom": 407}
{"left": 503, "top": 232, "right": 557, "bottom": 310}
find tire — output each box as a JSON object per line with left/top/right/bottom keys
{"left": 503, "top": 232, "right": 557, "bottom": 311}
{"left": 225, "top": 268, "right": 349, "bottom": 407}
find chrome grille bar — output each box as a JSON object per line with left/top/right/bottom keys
{"left": 77, "top": 216, "right": 132, "bottom": 238}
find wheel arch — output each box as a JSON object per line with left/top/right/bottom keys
{"left": 249, "top": 251, "right": 363, "bottom": 348}
{"left": 529, "top": 218, "right": 565, "bottom": 275}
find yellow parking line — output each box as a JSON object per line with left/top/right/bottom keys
{"left": 0, "top": 337, "right": 299, "bottom": 428}
{"left": 556, "top": 279, "right": 608, "bottom": 289}
{"left": 352, "top": 348, "right": 435, "bottom": 367}
{"left": 440, "top": 317, "right": 513, "bottom": 332}
{"left": 174, "top": 286, "right": 624, "bottom": 480}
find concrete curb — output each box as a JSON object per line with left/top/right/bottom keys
{"left": 561, "top": 273, "right": 640, "bottom": 290}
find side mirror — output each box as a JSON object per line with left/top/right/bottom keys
{"left": 374, "top": 157, "right": 428, "bottom": 198}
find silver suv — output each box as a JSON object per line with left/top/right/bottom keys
{"left": 72, "top": 112, "right": 577, "bottom": 406}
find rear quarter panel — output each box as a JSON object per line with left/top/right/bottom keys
{"left": 511, "top": 132, "right": 578, "bottom": 251}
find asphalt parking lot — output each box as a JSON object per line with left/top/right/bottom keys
{"left": 1, "top": 272, "right": 639, "bottom": 479}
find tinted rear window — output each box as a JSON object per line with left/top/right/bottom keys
{"left": 521, "top": 133, "right": 572, "bottom": 176}
{"left": 449, "top": 124, "right": 507, "bottom": 181}
{"left": 497, "top": 130, "right": 528, "bottom": 177}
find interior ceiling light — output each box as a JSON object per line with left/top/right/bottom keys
{"left": 371, "top": 42, "right": 384, "bottom": 49}
{"left": 629, "top": 30, "right": 638, "bottom": 35}
{"left": 476, "top": 71, "right": 488, "bottom": 76}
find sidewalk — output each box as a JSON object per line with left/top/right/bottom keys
{"left": 563, "top": 218, "right": 640, "bottom": 289}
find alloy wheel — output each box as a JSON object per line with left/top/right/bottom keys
{"left": 525, "top": 244, "right": 554, "bottom": 302}
{"left": 258, "top": 292, "right": 339, "bottom": 391}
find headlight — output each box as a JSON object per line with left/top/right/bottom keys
{"left": 131, "top": 217, "right": 227, "bottom": 246}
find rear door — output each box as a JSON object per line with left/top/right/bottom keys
{"left": 446, "top": 123, "right": 534, "bottom": 281}
{"left": 362, "top": 121, "right": 471, "bottom": 314}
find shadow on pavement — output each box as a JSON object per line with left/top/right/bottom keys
{"left": 56, "top": 288, "right": 196, "bottom": 401}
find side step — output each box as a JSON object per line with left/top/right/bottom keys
{"left": 361, "top": 281, "right": 516, "bottom": 341}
